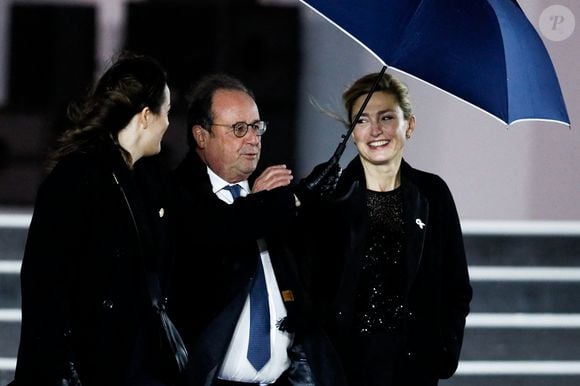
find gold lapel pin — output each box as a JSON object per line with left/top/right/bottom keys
{"left": 281, "top": 290, "right": 294, "bottom": 302}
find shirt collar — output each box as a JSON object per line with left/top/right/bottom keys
{"left": 206, "top": 166, "right": 250, "bottom": 196}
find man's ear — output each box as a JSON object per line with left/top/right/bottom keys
{"left": 193, "top": 125, "right": 206, "bottom": 148}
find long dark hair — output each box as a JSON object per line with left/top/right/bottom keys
{"left": 47, "top": 51, "right": 167, "bottom": 171}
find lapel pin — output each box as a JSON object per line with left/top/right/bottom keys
{"left": 415, "top": 218, "right": 425, "bottom": 229}
{"left": 281, "top": 290, "right": 294, "bottom": 302}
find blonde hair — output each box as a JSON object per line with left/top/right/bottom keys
{"left": 342, "top": 72, "right": 413, "bottom": 123}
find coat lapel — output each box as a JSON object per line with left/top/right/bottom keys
{"left": 401, "top": 175, "right": 429, "bottom": 295}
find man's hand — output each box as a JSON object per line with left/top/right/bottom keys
{"left": 251, "top": 165, "right": 293, "bottom": 193}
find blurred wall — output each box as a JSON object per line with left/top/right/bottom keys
{"left": 0, "top": 0, "right": 300, "bottom": 205}
{"left": 0, "top": 0, "right": 579, "bottom": 220}
{"left": 296, "top": 0, "right": 580, "bottom": 221}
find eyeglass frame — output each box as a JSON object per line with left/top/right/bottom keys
{"left": 208, "top": 120, "right": 268, "bottom": 138}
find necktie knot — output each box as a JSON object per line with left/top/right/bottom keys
{"left": 223, "top": 184, "right": 242, "bottom": 200}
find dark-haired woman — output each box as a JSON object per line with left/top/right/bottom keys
{"left": 9, "top": 52, "right": 184, "bottom": 386}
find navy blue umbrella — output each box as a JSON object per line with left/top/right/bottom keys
{"left": 300, "top": 0, "right": 570, "bottom": 128}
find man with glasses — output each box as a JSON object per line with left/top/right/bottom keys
{"left": 170, "top": 73, "right": 346, "bottom": 386}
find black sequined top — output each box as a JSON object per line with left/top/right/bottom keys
{"left": 354, "top": 187, "right": 406, "bottom": 334}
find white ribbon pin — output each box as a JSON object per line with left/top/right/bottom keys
{"left": 415, "top": 218, "right": 425, "bottom": 229}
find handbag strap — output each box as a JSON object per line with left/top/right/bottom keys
{"left": 113, "top": 171, "right": 189, "bottom": 373}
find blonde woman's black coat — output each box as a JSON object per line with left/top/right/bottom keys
{"left": 305, "top": 157, "right": 472, "bottom": 385}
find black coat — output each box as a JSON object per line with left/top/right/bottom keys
{"left": 170, "top": 150, "right": 347, "bottom": 386}
{"left": 10, "top": 141, "right": 176, "bottom": 386}
{"left": 305, "top": 157, "right": 472, "bottom": 385}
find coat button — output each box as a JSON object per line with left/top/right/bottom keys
{"left": 102, "top": 299, "right": 114, "bottom": 310}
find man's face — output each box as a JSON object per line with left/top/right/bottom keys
{"left": 195, "top": 89, "right": 261, "bottom": 183}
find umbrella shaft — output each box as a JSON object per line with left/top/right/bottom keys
{"left": 333, "top": 65, "right": 387, "bottom": 164}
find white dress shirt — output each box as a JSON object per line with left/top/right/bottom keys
{"left": 206, "top": 168, "right": 293, "bottom": 384}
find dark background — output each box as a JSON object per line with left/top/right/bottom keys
{"left": 0, "top": 0, "right": 300, "bottom": 205}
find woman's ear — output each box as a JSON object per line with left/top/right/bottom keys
{"left": 138, "top": 107, "right": 151, "bottom": 128}
{"left": 406, "top": 115, "right": 416, "bottom": 139}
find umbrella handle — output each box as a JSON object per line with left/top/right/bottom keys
{"left": 330, "top": 65, "right": 387, "bottom": 165}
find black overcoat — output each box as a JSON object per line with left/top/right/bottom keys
{"left": 305, "top": 157, "right": 472, "bottom": 384}
{"left": 10, "top": 141, "right": 175, "bottom": 386}
{"left": 170, "top": 150, "right": 347, "bottom": 386}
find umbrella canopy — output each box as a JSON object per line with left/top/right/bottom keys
{"left": 299, "top": 0, "right": 570, "bottom": 127}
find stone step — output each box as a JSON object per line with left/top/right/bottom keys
{"left": 3, "top": 315, "right": 578, "bottom": 361}
{"left": 5, "top": 268, "right": 580, "bottom": 312}
{"left": 0, "top": 228, "right": 28, "bottom": 262}
{"left": 1, "top": 368, "right": 578, "bottom": 386}
{"left": 464, "top": 234, "right": 580, "bottom": 266}
{"left": 0, "top": 319, "right": 20, "bottom": 357}
{"left": 2, "top": 318, "right": 579, "bottom": 362}
{"left": 0, "top": 272, "right": 19, "bottom": 308}
{"left": 0, "top": 369, "right": 15, "bottom": 386}
{"left": 470, "top": 280, "right": 580, "bottom": 313}
{"left": 441, "top": 374, "right": 580, "bottom": 386}
{"left": 0, "top": 210, "right": 31, "bottom": 262}
{"left": 461, "top": 327, "right": 580, "bottom": 360}
{"left": 3, "top": 219, "right": 579, "bottom": 264}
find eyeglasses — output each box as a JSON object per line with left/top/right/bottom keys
{"left": 209, "top": 120, "right": 268, "bottom": 138}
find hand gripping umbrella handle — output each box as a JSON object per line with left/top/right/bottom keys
{"left": 329, "top": 65, "right": 388, "bottom": 166}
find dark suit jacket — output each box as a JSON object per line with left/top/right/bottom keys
{"left": 10, "top": 141, "right": 177, "bottom": 386}
{"left": 170, "top": 150, "right": 347, "bottom": 386}
{"left": 305, "top": 157, "right": 472, "bottom": 384}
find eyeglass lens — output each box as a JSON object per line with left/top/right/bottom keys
{"left": 232, "top": 121, "right": 267, "bottom": 137}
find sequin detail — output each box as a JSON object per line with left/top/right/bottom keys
{"left": 355, "top": 188, "right": 406, "bottom": 334}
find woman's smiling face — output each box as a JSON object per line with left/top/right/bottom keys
{"left": 351, "top": 91, "right": 414, "bottom": 167}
